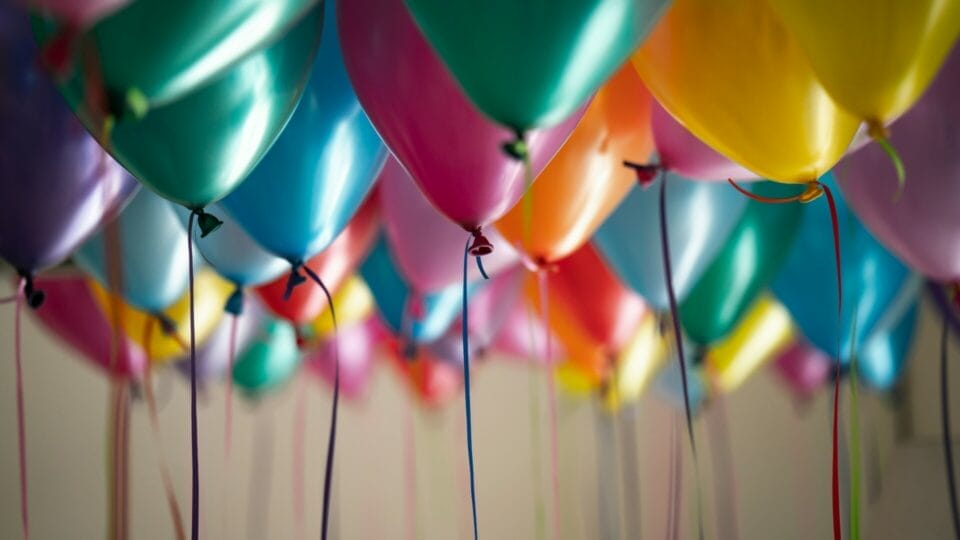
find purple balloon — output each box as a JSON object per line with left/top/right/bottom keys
{"left": 305, "top": 316, "right": 387, "bottom": 400}
{"left": 0, "top": 5, "right": 137, "bottom": 275}
{"left": 840, "top": 44, "right": 960, "bottom": 281}
{"left": 174, "top": 296, "right": 266, "bottom": 385}
{"left": 772, "top": 340, "right": 831, "bottom": 400}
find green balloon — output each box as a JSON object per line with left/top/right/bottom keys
{"left": 233, "top": 320, "right": 301, "bottom": 395}
{"left": 36, "top": 3, "right": 323, "bottom": 208}
{"left": 679, "top": 182, "right": 804, "bottom": 346}
{"left": 35, "top": 0, "right": 320, "bottom": 110}
{"left": 403, "top": 0, "right": 669, "bottom": 131}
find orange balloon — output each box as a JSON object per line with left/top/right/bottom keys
{"left": 496, "top": 65, "right": 654, "bottom": 264}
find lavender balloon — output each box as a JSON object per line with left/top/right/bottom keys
{"left": 0, "top": 6, "right": 137, "bottom": 285}
{"left": 840, "top": 44, "right": 960, "bottom": 281}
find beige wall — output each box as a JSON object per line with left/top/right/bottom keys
{"left": 0, "top": 289, "right": 956, "bottom": 539}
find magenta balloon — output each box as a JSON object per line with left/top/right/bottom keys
{"left": 306, "top": 317, "right": 387, "bottom": 400}
{"left": 26, "top": 0, "right": 127, "bottom": 25}
{"left": 31, "top": 273, "right": 145, "bottom": 378}
{"left": 379, "top": 158, "right": 520, "bottom": 292}
{"left": 338, "top": 0, "right": 582, "bottom": 230}
{"left": 840, "top": 45, "right": 960, "bottom": 281}
{"left": 772, "top": 340, "right": 830, "bottom": 400}
{"left": 651, "top": 102, "right": 757, "bottom": 181}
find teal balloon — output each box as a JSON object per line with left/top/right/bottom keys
{"left": 772, "top": 175, "right": 919, "bottom": 365}
{"left": 679, "top": 182, "right": 804, "bottom": 345}
{"left": 594, "top": 172, "right": 748, "bottom": 310}
{"left": 404, "top": 0, "right": 669, "bottom": 130}
{"left": 360, "top": 236, "right": 478, "bottom": 343}
{"left": 857, "top": 301, "right": 918, "bottom": 390}
{"left": 34, "top": 3, "right": 324, "bottom": 208}
{"left": 221, "top": 0, "right": 386, "bottom": 262}
{"left": 175, "top": 204, "right": 288, "bottom": 288}
{"left": 74, "top": 189, "right": 193, "bottom": 312}
{"left": 233, "top": 319, "right": 301, "bottom": 395}
{"left": 34, "top": 0, "right": 320, "bottom": 111}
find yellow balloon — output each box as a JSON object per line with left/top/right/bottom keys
{"left": 310, "top": 276, "right": 374, "bottom": 339}
{"left": 554, "top": 362, "right": 600, "bottom": 398}
{"left": 767, "top": 0, "right": 960, "bottom": 126}
{"left": 603, "top": 314, "right": 668, "bottom": 412}
{"left": 89, "top": 269, "right": 233, "bottom": 363}
{"left": 705, "top": 295, "right": 794, "bottom": 393}
{"left": 632, "top": 0, "right": 860, "bottom": 183}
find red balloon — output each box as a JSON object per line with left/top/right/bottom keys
{"left": 385, "top": 339, "right": 462, "bottom": 408}
{"left": 255, "top": 195, "right": 379, "bottom": 324}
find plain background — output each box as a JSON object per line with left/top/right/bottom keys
{"left": 0, "top": 283, "right": 957, "bottom": 539}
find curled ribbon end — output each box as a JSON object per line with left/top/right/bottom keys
{"left": 622, "top": 160, "right": 660, "bottom": 189}
{"left": 194, "top": 209, "right": 223, "bottom": 238}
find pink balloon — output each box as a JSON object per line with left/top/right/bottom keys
{"left": 26, "top": 0, "right": 127, "bottom": 26}
{"left": 305, "top": 317, "right": 388, "bottom": 400}
{"left": 839, "top": 45, "right": 960, "bottom": 281}
{"left": 31, "top": 273, "right": 145, "bottom": 378}
{"left": 772, "top": 340, "right": 831, "bottom": 400}
{"left": 379, "top": 158, "right": 520, "bottom": 292}
{"left": 652, "top": 101, "right": 758, "bottom": 181}
{"left": 338, "top": 0, "right": 582, "bottom": 231}
{"left": 490, "top": 298, "right": 565, "bottom": 364}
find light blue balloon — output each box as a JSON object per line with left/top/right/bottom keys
{"left": 221, "top": 0, "right": 387, "bottom": 263}
{"left": 655, "top": 335, "right": 705, "bottom": 412}
{"left": 174, "top": 203, "right": 288, "bottom": 288}
{"left": 594, "top": 172, "right": 748, "bottom": 310}
{"left": 74, "top": 188, "right": 193, "bottom": 312}
{"left": 232, "top": 318, "right": 301, "bottom": 396}
{"left": 858, "top": 301, "right": 918, "bottom": 390}
{"left": 772, "top": 174, "right": 916, "bottom": 365}
{"left": 360, "top": 236, "right": 479, "bottom": 343}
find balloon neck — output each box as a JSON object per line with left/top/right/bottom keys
{"left": 501, "top": 129, "right": 529, "bottom": 161}
{"left": 193, "top": 208, "right": 223, "bottom": 238}
{"left": 622, "top": 161, "right": 661, "bottom": 189}
{"left": 156, "top": 313, "right": 178, "bottom": 336}
{"left": 468, "top": 227, "right": 494, "bottom": 257}
{"left": 402, "top": 340, "right": 418, "bottom": 361}
{"left": 225, "top": 286, "right": 244, "bottom": 316}
{"left": 798, "top": 181, "right": 823, "bottom": 203}
{"left": 283, "top": 263, "right": 308, "bottom": 301}
{"left": 866, "top": 119, "right": 890, "bottom": 141}
{"left": 20, "top": 273, "right": 44, "bottom": 310}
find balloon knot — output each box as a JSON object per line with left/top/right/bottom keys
{"left": 468, "top": 228, "right": 494, "bottom": 257}
{"left": 798, "top": 181, "right": 824, "bottom": 203}
{"left": 193, "top": 208, "right": 223, "bottom": 238}
{"left": 623, "top": 160, "right": 661, "bottom": 189}
{"left": 866, "top": 120, "right": 890, "bottom": 141}
{"left": 156, "top": 313, "right": 178, "bottom": 336}
{"left": 408, "top": 292, "right": 425, "bottom": 320}
{"left": 501, "top": 129, "right": 529, "bottom": 161}
{"left": 225, "top": 286, "right": 244, "bottom": 315}
{"left": 38, "top": 23, "right": 81, "bottom": 79}
{"left": 402, "top": 341, "right": 418, "bottom": 360}
{"left": 283, "top": 263, "right": 308, "bottom": 301}
{"left": 21, "top": 273, "right": 44, "bottom": 309}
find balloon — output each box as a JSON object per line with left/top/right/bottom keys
{"left": 232, "top": 319, "right": 301, "bottom": 396}
{"left": 0, "top": 6, "right": 137, "bottom": 276}
{"left": 27, "top": 0, "right": 126, "bottom": 26}
{"left": 360, "top": 236, "right": 479, "bottom": 344}
{"left": 772, "top": 175, "right": 921, "bottom": 363}
{"left": 379, "top": 158, "right": 519, "bottom": 293}
{"left": 632, "top": 0, "right": 859, "bottom": 183}
{"left": 256, "top": 196, "right": 379, "bottom": 325}
{"left": 385, "top": 341, "right": 462, "bottom": 408}
{"left": 772, "top": 340, "right": 832, "bottom": 400}
{"left": 603, "top": 314, "right": 669, "bottom": 411}
{"left": 33, "top": 0, "right": 319, "bottom": 110}
{"left": 31, "top": 272, "right": 145, "bottom": 377}
{"left": 36, "top": 3, "right": 324, "bottom": 208}
{"left": 651, "top": 102, "right": 757, "bottom": 182}
{"left": 555, "top": 362, "right": 600, "bottom": 398}
{"left": 705, "top": 295, "right": 795, "bottom": 394}
{"left": 306, "top": 316, "right": 387, "bottom": 400}
{"left": 655, "top": 336, "right": 706, "bottom": 412}
{"left": 338, "top": 0, "right": 581, "bottom": 230}
{"left": 490, "top": 298, "right": 563, "bottom": 363}
{"left": 767, "top": 0, "right": 960, "bottom": 126}
{"left": 176, "top": 203, "right": 288, "bottom": 289}
{"left": 174, "top": 298, "right": 266, "bottom": 385}
{"left": 594, "top": 172, "right": 748, "bottom": 309}
{"left": 839, "top": 45, "right": 960, "bottom": 281}
{"left": 857, "top": 302, "right": 918, "bottom": 390}
{"left": 89, "top": 269, "right": 233, "bottom": 363}
{"left": 221, "top": 0, "right": 387, "bottom": 262}
{"left": 404, "top": 0, "right": 668, "bottom": 131}
{"left": 679, "top": 182, "right": 804, "bottom": 345}
{"left": 309, "top": 276, "right": 376, "bottom": 340}
{"left": 75, "top": 189, "right": 190, "bottom": 312}
{"left": 496, "top": 66, "right": 654, "bottom": 264}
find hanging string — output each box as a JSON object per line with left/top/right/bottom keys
{"left": 708, "top": 396, "right": 740, "bottom": 540}
{"left": 142, "top": 319, "right": 187, "bottom": 540}
{"left": 293, "top": 377, "right": 308, "bottom": 540}
{"left": 404, "top": 399, "right": 417, "bottom": 540}
{"left": 866, "top": 121, "right": 906, "bottom": 200}
{"left": 225, "top": 314, "right": 239, "bottom": 461}
{"left": 186, "top": 211, "right": 201, "bottom": 540}
{"left": 462, "top": 235, "right": 480, "bottom": 540}
{"left": 298, "top": 264, "right": 340, "bottom": 540}
{"left": 109, "top": 380, "right": 130, "bottom": 540}
{"left": 665, "top": 416, "right": 678, "bottom": 540}
{"left": 247, "top": 407, "right": 276, "bottom": 540}
{"left": 848, "top": 315, "right": 862, "bottom": 540}
{"left": 536, "top": 271, "right": 561, "bottom": 540}
{"left": 658, "top": 172, "right": 704, "bottom": 540}
{"left": 12, "top": 277, "right": 29, "bottom": 540}
{"left": 526, "top": 308, "right": 546, "bottom": 540}
{"left": 942, "top": 310, "right": 960, "bottom": 540}
{"left": 618, "top": 406, "right": 642, "bottom": 539}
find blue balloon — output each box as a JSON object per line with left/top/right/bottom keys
{"left": 360, "top": 236, "right": 479, "bottom": 344}
{"left": 221, "top": 0, "right": 387, "bottom": 263}
{"left": 175, "top": 203, "right": 288, "bottom": 288}
{"left": 772, "top": 174, "right": 917, "bottom": 365}
{"left": 857, "top": 300, "right": 918, "bottom": 390}
{"left": 655, "top": 335, "right": 705, "bottom": 412}
{"left": 74, "top": 188, "right": 193, "bottom": 312}
{"left": 594, "top": 171, "right": 748, "bottom": 310}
